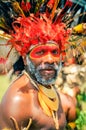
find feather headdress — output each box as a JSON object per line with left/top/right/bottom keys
{"left": 0, "top": 0, "right": 86, "bottom": 73}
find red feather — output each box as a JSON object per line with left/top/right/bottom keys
{"left": 9, "top": 15, "right": 70, "bottom": 56}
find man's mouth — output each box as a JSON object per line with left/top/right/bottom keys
{"left": 39, "top": 69, "right": 56, "bottom": 79}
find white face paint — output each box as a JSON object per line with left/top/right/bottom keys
{"left": 25, "top": 56, "right": 62, "bottom": 86}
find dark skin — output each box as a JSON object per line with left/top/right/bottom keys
{"left": 58, "top": 90, "right": 77, "bottom": 122}
{"left": 0, "top": 74, "right": 66, "bottom": 130}
{"left": 0, "top": 43, "right": 76, "bottom": 130}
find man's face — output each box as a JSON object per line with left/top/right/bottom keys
{"left": 26, "top": 43, "right": 62, "bottom": 85}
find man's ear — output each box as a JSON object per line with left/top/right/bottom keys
{"left": 22, "top": 56, "right": 27, "bottom": 65}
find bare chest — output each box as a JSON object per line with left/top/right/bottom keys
{"left": 21, "top": 89, "right": 56, "bottom": 130}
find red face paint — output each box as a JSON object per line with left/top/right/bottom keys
{"left": 29, "top": 44, "right": 60, "bottom": 59}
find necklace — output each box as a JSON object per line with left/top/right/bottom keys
{"left": 38, "top": 84, "right": 59, "bottom": 111}
{"left": 38, "top": 84, "right": 59, "bottom": 130}
{"left": 24, "top": 71, "right": 59, "bottom": 130}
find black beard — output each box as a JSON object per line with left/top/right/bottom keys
{"left": 25, "top": 56, "right": 62, "bottom": 86}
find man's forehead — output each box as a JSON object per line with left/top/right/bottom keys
{"left": 30, "top": 42, "right": 59, "bottom": 51}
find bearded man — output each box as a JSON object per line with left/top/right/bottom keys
{"left": 0, "top": 13, "right": 73, "bottom": 130}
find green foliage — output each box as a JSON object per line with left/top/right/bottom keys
{"left": 0, "top": 75, "right": 9, "bottom": 101}
{"left": 75, "top": 111, "right": 86, "bottom": 130}
{"left": 75, "top": 91, "right": 86, "bottom": 130}
{"left": 77, "top": 91, "right": 86, "bottom": 102}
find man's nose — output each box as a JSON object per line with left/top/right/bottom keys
{"left": 43, "top": 53, "right": 57, "bottom": 64}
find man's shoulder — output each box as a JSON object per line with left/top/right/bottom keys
{"left": 10, "top": 72, "right": 30, "bottom": 89}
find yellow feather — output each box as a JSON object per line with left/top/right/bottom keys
{"left": 73, "top": 23, "right": 84, "bottom": 33}
{"left": 12, "top": 1, "right": 25, "bottom": 16}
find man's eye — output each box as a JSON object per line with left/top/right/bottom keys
{"left": 52, "top": 50, "right": 58, "bottom": 55}
{"left": 36, "top": 50, "right": 45, "bottom": 55}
